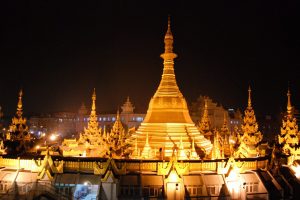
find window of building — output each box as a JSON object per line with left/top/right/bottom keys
{"left": 136, "top": 117, "right": 143, "bottom": 122}
{"left": 120, "top": 185, "right": 140, "bottom": 196}
{"left": 207, "top": 186, "right": 217, "bottom": 195}
{"left": 186, "top": 186, "right": 202, "bottom": 196}
{"left": 245, "top": 182, "right": 258, "bottom": 193}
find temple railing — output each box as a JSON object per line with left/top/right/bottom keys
{"left": 0, "top": 155, "right": 270, "bottom": 176}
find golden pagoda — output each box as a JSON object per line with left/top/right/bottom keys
{"left": 7, "top": 90, "right": 30, "bottom": 139}
{"left": 131, "top": 17, "right": 212, "bottom": 159}
{"left": 78, "top": 89, "right": 102, "bottom": 146}
{"left": 4, "top": 90, "right": 32, "bottom": 154}
{"left": 235, "top": 86, "right": 263, "bottom": 158}
{"left": 278, "top": 88, "right": 300, "bottom": 164}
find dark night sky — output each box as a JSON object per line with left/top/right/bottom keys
{"left": 0, "top": 0, "right": 300, "bottom": 117}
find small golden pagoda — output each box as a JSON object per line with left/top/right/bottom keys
{"left": 235, "top": 86, "right": 263, "bottom": 158}
{"left": 198, "top": 98, "right": 213, "bottom": 141}
{"left": 7, "top": 90, "right": 30, "bottom": 140}
{"left": 132, "top": 17, "right": 212, "bottom": 159}
{"left": 78, "top": 89, "right": 102, "bottom": 146}
{"left": 4, "top": 90, "right": 32, "bottom": 154}
{"left": 278, "top": 89, "right": 300, "bottom": 164}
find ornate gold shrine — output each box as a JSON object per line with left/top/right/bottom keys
{"left": 235, "top": 87, "right": 263, "bottom": 158}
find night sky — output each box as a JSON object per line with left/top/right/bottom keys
{"left": 0, "top": 1, "right": 300, "bottom": 118}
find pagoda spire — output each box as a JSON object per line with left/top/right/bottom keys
{"left": 91, "top": 88, "right": 96, "bottom": 116}
{"left": 248, "top": 86, "right": 252, "bottom": 109}
{"left": 287, "top": 88, "right": 293, "bottom": 117}
{"left": 16, "top": 89, "right": 23, "bottom": 117}
{"left": 155, "top": 15, "right": 181, "bottom": 97}
{"left": 235, "top": 87, "right": 263, "bottom": 158}
{"left": 141, "top": 133, "right": 152, "bottom": 159}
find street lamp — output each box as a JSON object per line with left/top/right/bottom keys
{"left": 50, "top": 134, "right": 57, "bottom": 141}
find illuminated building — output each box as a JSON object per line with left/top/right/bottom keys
{"left": 131, "top": 17, "right": 212, "bottom": 159}
{"left": 234, "top": 86, "right": 264, "bottom": 158}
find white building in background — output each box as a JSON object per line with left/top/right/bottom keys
{"left": 29, "top": 97, "right": 145, "bottom": 139}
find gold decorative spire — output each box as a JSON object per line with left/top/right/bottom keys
{"left": 248, "top": 86, "right": 252, "bottom": 108}
{"left": 141, "top": 133, "right": 152, "bottom": 159}
{"left": 162, "top": 15, "right": 175, "bottom": 54}
{"left": 91, "top": 88, "right": 96, "bottom": 115}
{"left": 235, "top": 87, "right": 262, "bottom": 158}
{"left": 287, "top": 88, "right": 293, "bottom": 117}
{"left": 16, "top": 89, "right": 23, "bottom": 117}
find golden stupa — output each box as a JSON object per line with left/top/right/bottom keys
{"left": 132, "top": 17, "right": 212, "bottom": 158}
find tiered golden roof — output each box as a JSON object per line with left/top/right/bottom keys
{"left": 278, "top": 89, "right": 300, "bottom": 158}
{"left": 102, "top": 111, "right": 131, "bottom": 158}
{"left": 132, "top": 17, "right": 212, "bottom": 159}
{"left": 235, "top": 86, "right": 263, "bottom": 158}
